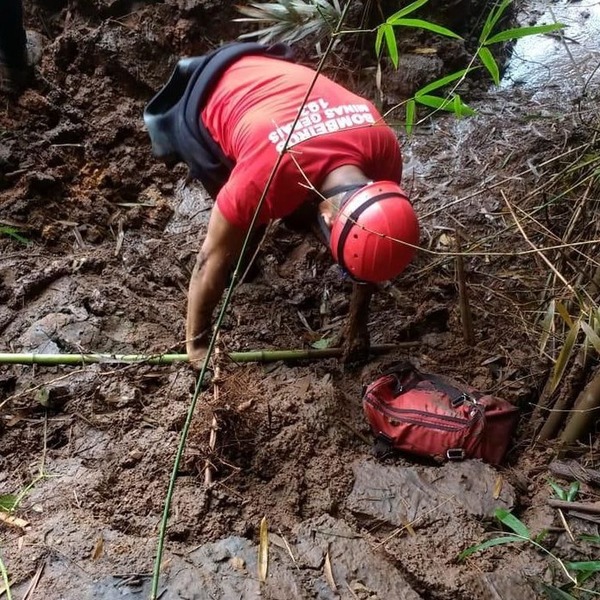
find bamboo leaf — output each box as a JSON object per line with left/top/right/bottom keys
{"left": 415, "top": 68, "right": 472, "bottom": 97}
{"left": 548, "top": 479, "right": 567, "bottom": 501}
{"left": 324, "top": 548, "right": 337, "bottom": 592}
{"left": 0, "top": 495, "right": 17, "bottom": 513}
{"left": 258, "top": 516, "right": 269, "bottom": 583}
{"left": 555, "top": 301, "right": 573, "bottom": 328}
{"left": 477, "top": 46, "right": 500, "bottom": 85}
{"left": 388, "top": 18, "right": 461, "bottom": 39}
{"left": 405, "top": 99, "right": 416, "bottom": 136}
{"left": 567, "top": 481, "right": 580, "bottom": 502}
{"left": 383, "top": 23, "right": 399, "bottom": 68}
{"left": 579, "top": 534, "right": 600, "bottom": 544}
{"left": 493, "top": 475, "right": 503, "bottom": 499}
{"left": 580, "top": 321, "right": 600, "bottom": 354}
{"left": 416, "top": 94, "right": 452, "bottom": 110}
{"left": 537, "top": 583, "right": 578, "bottom": 600}
{"left": 451, "top": 94, "right": 473, "bottom": 117}
{"left": 386, "top": 0, "right": 430, "bottom": 22}
{"left": 485, "top": 23, "right": 565, "bottom": 45}
{"left": 458, "top": 534, "right": 524, "bottom": 560}
{"left": 564, "top": 561, "right": 600, "bottom": 573}
{"left": 539, "top": 299, "right": 556, "bottom": 356}
{"left": 550, "top": 320, "right": 580, "bottom": 394}
{"left": 479, "top": 0, "right": 513, "bottom": 43}
{"left": 0, "top": 226, "right": 30, "bottom": 245}
{"left": 311, "top": 338, "right": 332, "bottom": 349}
{"left": 91, "top": 536, "right": 104, "bottom": 560}
{"left": 495, "top": 508, "right": 530, "bottom": 538}
{"left": 416, "top": 94, "right": 476, "bottom": 116}
{"left": 375, "top": 24, "right": 384, "bottom": 56}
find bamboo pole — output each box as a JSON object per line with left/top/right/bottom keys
{"left": 0, "top": 342, "right": 416, "bottom": 367}
{"left": 559, "top": 366, "right": 600, "bottom": 444}
{"left": 536, "top": 345, "right": 588, "bottom": 442}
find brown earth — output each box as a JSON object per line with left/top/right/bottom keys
{"left": 1, "top": 1, "right": 599, "bottom": 599}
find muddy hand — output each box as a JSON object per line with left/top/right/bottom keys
{"left": 339, "top": 283, "right": 375, "bottom": 365}
{"left": 186, "top": 332, "right": 210, "bottom": 370}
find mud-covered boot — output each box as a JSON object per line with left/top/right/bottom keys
{"left": 0, "top": 30, "right": 43, "bottom": 94}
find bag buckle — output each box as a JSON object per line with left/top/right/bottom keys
{"left": 446, "top": 448, "right": 465, "bottom": 460}
{"left": 450, "top": 392, "right": 473, "bottom": 408}
{"left": 452, "top": 393, "right": 479, "bottom": 408}
{"left": 451, "top": 393, "right": 467, "bottom": 408}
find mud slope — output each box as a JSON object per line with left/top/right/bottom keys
{"left": 1, "top": 1, "right": 599, "bottom": 599}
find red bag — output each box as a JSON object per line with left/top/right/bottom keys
{"left": 362, "top": 363, "right": 519, "bottom": 464}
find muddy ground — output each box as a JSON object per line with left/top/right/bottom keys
{"left": 1, "top": 1, "right": 600, "bottom": 599}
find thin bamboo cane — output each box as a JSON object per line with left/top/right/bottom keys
{"left": 0, "top": 342, "right": 416, "bottom": 366}
{"left": 455, "top": 230, "right": 474, "bottom": 346}
{"left": 205, "top": 346, "right": 221, "bottom": 487}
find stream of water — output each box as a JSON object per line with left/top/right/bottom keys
{"left": 501, "top": 0, "right": 600, "bottom": 98}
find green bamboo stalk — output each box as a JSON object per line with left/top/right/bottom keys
{"left": 0, "top": 343, "right": 415, "bottom": 367}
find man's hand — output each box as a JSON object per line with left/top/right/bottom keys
{"left": 186, "top": 205, "right": 247, "bottom": 368}
{"left": 186, "top": 330, "right": 210, "bottom": 370}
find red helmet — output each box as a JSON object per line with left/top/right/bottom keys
{"left": 329, "top": 181, "right": 419, "bottom": 283}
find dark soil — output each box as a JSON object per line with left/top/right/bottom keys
{"left": 1, "top": 1, "right": 599, "bottom": 599}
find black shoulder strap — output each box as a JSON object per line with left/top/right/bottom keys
{"left": 184, "top": 42, "right": 295, "bottom": 193}
{"left": 144, "top": 42, "right": 296, "bottom": 195}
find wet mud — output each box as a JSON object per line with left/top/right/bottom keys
{"left": 1, "top": 1, "right": 599, "bottom": 599}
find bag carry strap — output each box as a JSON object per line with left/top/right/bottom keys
{"left": 383, "top": 362, "right": 480, "bottom": 407}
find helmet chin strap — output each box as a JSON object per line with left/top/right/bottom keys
{"left": 320, "top": 182, "right": 369, "bottom": 198}
{"left": 316, "top": 182, "right": 369, "bottom": 245}
{"left": 315, "top": 182, "right": 374, "bottom": 284}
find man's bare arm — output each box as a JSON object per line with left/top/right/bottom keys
{"left": 340, "top": 282, "right": 375, "bottom": 364}
{"left": 186, "top": 205, "right": 247, "bottom": 365}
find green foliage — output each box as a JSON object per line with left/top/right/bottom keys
{"left": 0, "top": 494, "right": 18, "bottom": 513}
{"left": 234, "top": 0, "right": 565, "bottom": 133}
{"left": 457, "top": 532, "right": 525, "bottom": 560}
{"left": 235, "top": 0, "right": 342, "bottom": 44}
{"left": 543, "top": 304, "right": 600, "bottom": 395}
{"left": 0, "top": 554, "right": 12, "bottom": 600}
{"left": 459, "top": 507, "right": 600, "bottom": 598}
{"left": 375, "top": 0, "right": 460, "bottom": 70}
{"left": 310, "top": 337, "right": 332, "bottom": 349}
{"left": 475, "top": 0, "right": 564, "bottom": 85}
{"left": 375, "top": 0, "right": 565, "bottom": 129}
{"left": 579, "top": 535, "right": 600, "bottom": 545}
{"left": 0, "top": 226, "right": 29, "bottom": 245}
{"left": 548, "top": 479, "right": 580, "bottom": 502}
{"left": 404, "top": 68, "right": 474, "bottom": 134}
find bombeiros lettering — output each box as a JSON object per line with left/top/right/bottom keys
{"left": 268, "top": 98, "right": 377, "bottom": 151}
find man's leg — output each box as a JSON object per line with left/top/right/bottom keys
{"left": 0, "top": 0, "right": 43, "bottom": 93}
{"left": 0, "top": 0, "right": 28, "bottom": 71}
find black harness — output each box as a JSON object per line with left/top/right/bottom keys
{"left": 143, "top": 42, "right": 295, "bottom": 197}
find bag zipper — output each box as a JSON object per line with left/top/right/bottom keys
{"left": 365, "top": 395, "right": 481, "bottom": 432}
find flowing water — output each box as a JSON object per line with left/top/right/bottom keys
{"left": 501, "top": 0, "right": 600, "bottom": 98}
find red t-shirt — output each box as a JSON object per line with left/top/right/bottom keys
{"left": 201, "top": 55, "right": 402, "bottom": 229}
